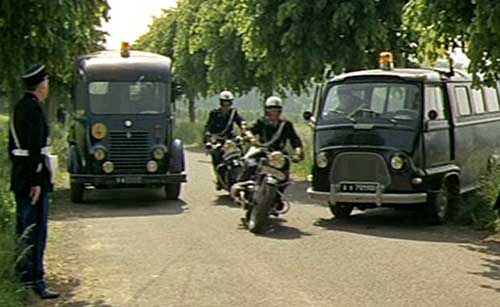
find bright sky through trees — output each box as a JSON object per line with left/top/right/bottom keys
{"left": 103, "top": 0, "right": 177, "bottom": 49}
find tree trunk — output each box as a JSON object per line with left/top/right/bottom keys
{"left": 188, "top": 97, "right": 196, "bottom": 123}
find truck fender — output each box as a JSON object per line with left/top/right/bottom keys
{"left": 68, "top": 144, "right": 82, "bottom": 174}
{"left": 169, "top": 139, "right": 185, "bottom": 173}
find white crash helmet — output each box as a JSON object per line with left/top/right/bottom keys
{"left": 219, "top": 90, "right": 234, "bottom": 102}
{"left": 264, "top": 96, "right": 283, "bottom": 109}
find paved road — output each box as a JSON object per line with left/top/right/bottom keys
{"left": 39, "top": 150, "right": 499, "bottom": 307}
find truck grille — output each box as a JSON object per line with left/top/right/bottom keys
{"left": 330, "top": 152, "right": 391, "bottom": 186}
{"left": 108, "top": 131, "right": 150, "bottom": 173}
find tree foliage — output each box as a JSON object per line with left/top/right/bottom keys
{"left": 137, "top": 0, "right": 409, "bottom": 97}
{"left": 404, "top": 0, "right": 500, "bottom": 85}
{"left": 137, "top": 0, "right": 500, "bottom": 99}
{"left": 232, "top": 0, "right": 409, "bottom": 93}
{"left": 0, "top": 0, "right": 110, "bottom": 106}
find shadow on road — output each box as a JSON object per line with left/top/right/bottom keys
{"left": 31, "top": 275, "right": 115, "bottom": 307}
{"left": 462, "top": 241, "right": 500, "bottom": 293}
{"left": 237, "top": 217, "right": 312, "bottom": 240}
{"left": 49, "top": 188, "right": 187, "bottom": 220}
{"left": 211, "top": 194, "right": 240, "bottom": 209}
{"left": 261, "top": 218, "right": 313, "bottom": 240}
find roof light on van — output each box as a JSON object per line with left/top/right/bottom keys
{"left": 379, "top": 51, "right": 394, "bottom": 70}
{"left": 121, "top": 41, "right": 130, "bottom": 58}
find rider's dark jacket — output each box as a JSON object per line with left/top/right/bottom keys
{"left": 204, "top": 107, "right": 245, "bottom": 139}
{"left": 250, "top": 117, "right": 302, "bottom": 152}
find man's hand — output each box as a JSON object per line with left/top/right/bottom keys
{"left": 30, "top": 186, "right": 41, "bottom": 205}
{"left": 292, "top": 147, "right": 304, "bottom": 162}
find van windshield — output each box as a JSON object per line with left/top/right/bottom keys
{"left": 89, "top": 81, "right": 166, "bottom": 114}
{"left": 320, "top": 82, "right": 421, "bottom": 127}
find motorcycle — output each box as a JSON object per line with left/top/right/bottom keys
{"left": 205, "top": 134, "right": 245, "bottom": 192}
{"left": 231, "top": 145, "right": 301, "bottom": 233}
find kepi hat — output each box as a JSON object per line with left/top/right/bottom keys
{"left": 22, "top": 64, "right": 48, "bottom": 87}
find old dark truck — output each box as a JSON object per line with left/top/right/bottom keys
{"left": 304, "top": 52, "right": 500, "bottom": 224}
{"left": 68, "top": 44, "right": 186, "bottom": 203}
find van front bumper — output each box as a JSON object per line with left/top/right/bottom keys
{"left": 307, "top": 187, "right": 427, "bottom": 206}
{"left": 71, "top": 172, "right": 187, "bottom": 186}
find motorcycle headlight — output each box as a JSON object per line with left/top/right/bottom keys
{"left": 147, "top": 160, "right": 159, "bottom": 173}
{"left": 91, "top": 123, "right": 107, "bottom": 140}
{"left": 269, "top": 151, "right": 286, "bottom": 169}
{"left": 94, "top": 147, "right": 107, "bottom": 161}
{"left": 390, "top": 155, "right": 405, "bottom": 170}
{"left": 223, "top": 140, "right": 238, "bottom": 154}
{"left": 316, "top": 152, "right": 328, "bottom": 168}
{"left": 102, "top": 161, "right": 114, "bottom": 174}
{"left": 153, "top": 147, "right": 166, "bottom": 160}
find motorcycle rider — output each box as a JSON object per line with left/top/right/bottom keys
{"left": 243, "top": 96, "right": 304, "bottom": 210}
{"left": 204, "top": 90, "right": 246, "bottom": 189}
{"left": 246, "top": 96, "right": 303, "bottom": 157}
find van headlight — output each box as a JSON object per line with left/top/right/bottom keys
{"left": 102, "top": 161, "right": 114, "bottom": 174}
{"left": 147, "top": 160, "right": 159, "bottom": 173}
{"left": 269, "top": 151, "right": 286, "bottom": 169}
{"left": 91, "top": 123, "right": 107, "bottom": 140}
{"left": 390, "top": 155, "right": 405, "bottom": 170}
{"left": 316, "top": 152, "right": 328, "bottom": 168}
{"left": 94, "top": 147, "right": 107, "bottom": 161}
{"left": 153, "top": 147, "right": 166, "bottom": 160}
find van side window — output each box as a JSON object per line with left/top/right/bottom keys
{"left": 425, "top": 86, "right": 445, "bottom": 120}
{"left": 455, "top": 86, "right": 471, "bottom": 116}
{"left": 484, "top": 87, "right": 500, "bottom": 112}
{"left": 471, "top": 88, "right": 486, "bottom": 114}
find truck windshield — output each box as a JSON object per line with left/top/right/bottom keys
{"left": 89, "top": 81, "right": 166, "bottom": 114}
{"left": 320, "top": 82, "right": 421, "bottom": 127}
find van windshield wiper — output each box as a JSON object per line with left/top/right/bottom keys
{"left": 328, "top": 110, "right": 356, "bottom": 123}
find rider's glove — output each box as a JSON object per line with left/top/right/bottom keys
{"left": 291, "top": 147, "right": 304, "bottom": 162}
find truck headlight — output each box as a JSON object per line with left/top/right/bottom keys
{"left": 147, "top": 160, "right": 158, "bottom": 173}
{"left": 153, "top": 147, "right": 165, "bottom": 160}
{"left": 91, "top": 123, "right": 107, "bottom": 140}
{"left": 94, "top": 147, "right": 107, "bottom": 161}
{"left": 316, "top": 152, "right": 328, "bottom": 168}
{"left": 269, "top": 151, "right": 286, "bottom": 169}
{"left": 102, "top": 161, "right": 114, "bottom": 174}
{"left": 390, "top": 155, "right": 405, "bottom": 170}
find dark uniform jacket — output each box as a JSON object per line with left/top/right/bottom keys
{"left": 9, "top": 92, "right": 52, "bottom": 194}
{"left": 250, "top": 118, "right": 302, "bottom": 152}
{"left": 204, "top": 108, "right": 244, "bottom": 139}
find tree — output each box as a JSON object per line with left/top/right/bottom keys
{"left": 404, "top": 0, "right": 500, "bottom": 86}
{"left": 0, "top": 0, "right": 110, "bottom": 114}
{"left": 232, "top": 0, "right": 409, "bottom": 94}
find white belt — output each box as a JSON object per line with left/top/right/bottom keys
{"left": 11, "top": 146, "right": 51, "bottom": 157}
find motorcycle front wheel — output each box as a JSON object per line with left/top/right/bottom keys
{"left": 247, "top": 182, "right": 275, "bottom": 233}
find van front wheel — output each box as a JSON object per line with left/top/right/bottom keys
{"left": 329, "top": 202, "right": 353, "bottom": 219}
{"left": 425, "top": 181, "right": 453, "bottom": 225}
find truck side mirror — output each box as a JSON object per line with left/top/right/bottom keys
{"left": 303, "top": 111, "right": 313, "bottom": 121}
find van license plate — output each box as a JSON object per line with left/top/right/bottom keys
{"left": 340, "top": 183, "right": 377, "bottom": 193}
{"left": 124, "top": 176, "right": 142, "bottom": 184}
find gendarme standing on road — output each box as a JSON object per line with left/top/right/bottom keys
{"left": 8, "top": 64, "right": 59, "bottom": 299}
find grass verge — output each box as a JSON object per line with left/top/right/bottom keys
{"left": 453, "top": 170, "right": 500, "bottom": 232}
{"left": 0, "top": 116, "right": 27, "bottom": 307}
